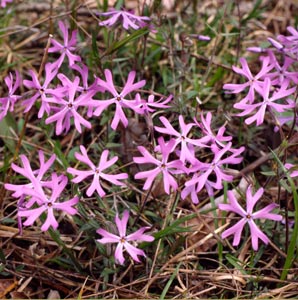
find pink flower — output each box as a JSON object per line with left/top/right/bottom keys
{"left": 133, "top": 137, "right": 185, "bottom": 194}
{"left": 223, "top": 56, "right": 274, "bottom": 104}
{"left": 23, "top": 62, "right": 61, "bottom": 118}
{"left": 98, "top": 8, "right": 152, "bottom": 31}
{"left": 154, "top": 115, "right": 208, "bottom": 163}
{"left": 285, "top": 163, "right": 298, "bottom": 178}
{"left": 48, "top": 21, "right": 81, "bottom": 67}
{"left": 218, "top": 185, "right": 282, "bottom": 250}
{"left": 45, "top": 74, "right": 98, "bottom": 135}
{"left": 18, "top": 174, "right": 79, "bottom": 231}
{"left": 5, "top": 151, "right": 56, "bottom": 199}
{"left": 67, "top": 145, "right": 128, "bottom": 197}
{"left": 276, "top": 26, "right": 298, "bottom": 59}
{"left": 234, "top": 78, "right": 295, "bottom": 126}
{"left": 195, "top": 112, "right": 232, "bottom": 150}
{"left": 93, "top": 69, "right": 146, "bottom": 130}
{"left": 266, "top": 51, "right": 298, "bottom": 86}
{"left": 0, "top": 71, "right": 21, "bottom": 121}
{"left": 181, "top": 172, "right": 214, "bottom": 204}
{"left": 96, "top": 210, "right": 154, "bottom": 265}
{"left": 184, "top": 142, "right": 244, "bottom": 194}
{"left": 131, "top": 93, "right": 172, "bottom": 115}
{"left": 1, "top": 0, "right": 12, "bottom": 8}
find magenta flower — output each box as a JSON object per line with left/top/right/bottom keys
{"left": 223, "top": 56, "right": 274, "bottom": 104}
{"left": 93, "top": 69, "right": 146, "bottom": 130}
{"left": 195, "top": 112, "right": 232, "bottom": 150}
{"left": 133, "top": 137, "right": 185, "bottom": 194}
{"left": 23, "top": 62, "right": 61, "bottom": 118}
{"left": 131, "top": 93, "right": 172, "bottom": 115}
{"left": 5, "top": 151, "right": 56, "bottom": 199}
{"left": 266, "top": 51, "right": 298, "bottom": 86}
{"left": 218, "top": 185, "right": 282, "bottom": 250}
{"left": 18, "top": 174, "right": 79, "bottom": 231}
{"left": 48, "top": 21, "right": 81, "bottom": 67}
{"left": 285, "top": 163, "right": 298, "bottom": 178}
{"left": 181, "top": 172, "right": 214, "bottom": 204}
{"left": 184, "top": 142, "right": 244, "bottom": 193}
{"left": 45, "top": 74, "right": 98, "bottom": 135}
{"left": 71, "top": 63, "right": 102, "bottom": 94}
{"left": 154, "top": 115, "right": 207, "bottom": 163}
{"left": 0, "top": 71, "right": 21, "bottom": 121}
{"left": 98, "top": 8, "right": 151, "bottom": 31}
{"left": 96, "top": 210, "right": 154, "bottom": 265}
{"left": 1, "top": 0, "right": 12, "bottom": 8}
{"left": 67, "top": 145, "right": 128, "bottom": 197}
{"left": 276, "top": 26, "right": 298, "bottom": 59}
{"left": 234, "top": 78, "right": 295, "bottom": 126}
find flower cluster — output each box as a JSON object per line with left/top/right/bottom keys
{"left": 223, "top": 50, "right": 298, "bottom": 126}
{"left": 5, "top": 151, "right": 79, "bottom": 231}
{"left": 3, "top": 6, "right": 292, "bottom": 266}
{"left": 133, "top": 112, "right": 245, "bottom": 204}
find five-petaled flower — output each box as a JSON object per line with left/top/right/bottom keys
{"left": 96, "top": 210, "right": 154, "bottom": 265}
{"left": 45, "top": 74, "right": 98, "bottom": 134}
{"left": 133, "top": 137, "right": 185, "bottom": 194}
{"left": 223, "top": 56, "right": 274, "bottom": 104}
{"left": 48, "top": 20, "right": 81, "bottom": 67}
{"left": 234, "top": 78, "right": 295, "bottom": 126}
{"left": 93, "top": 69, "right": 146, "bottom": 130}
{"left": 218, "top": 185, "right": 282, "bottom": 250}
{"left": 67, "top": 145, "right": 128, "bottom": 197}
{"left": 98, "top": 8, "right": 152, "bottom": 31}
{"left": 154, "top": 115, "right": 207, "bottom": 163}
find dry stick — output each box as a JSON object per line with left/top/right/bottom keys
{"left": 142, "top": 223, "right": 230, "bottom": 294}
{"left": 0, "top": 8, "right": 54, "bottom": 214}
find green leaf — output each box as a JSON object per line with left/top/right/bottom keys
{"left": 260, "top": 170, "right": 276, "bottom": 176}
{"left": 153, "top": 213, "right": 197, "bottom": 240}
{"left": 242, "top": 0, "right": 263, "bottom": 23}
{"left": 103, "top": 27, "right": 149, "bottom": 57}
{"left": 0, "top": 112, "right": 17, "bottom": 154}
{"left": 91, "top": 30, "right": 102, "bottom": 69}
{"left": 160, "top": 262, "right": 181, "bottom": 299}
{"left": 225, "top": 254, "right": 248, "bottom": 275}
{"left": 48, "top": 228, "right": 83, "bottom": 273}
{"left": 52, "top": 140, "right": 69, "bottom": 169}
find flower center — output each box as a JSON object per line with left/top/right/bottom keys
{"left": 120, "top": 236, "right": 126, "bottom": 243}
{"left": 68, "top": 103, "right": 73, "bottom": 108}
{"left": 246, "top": 214, "right": 251, "bottom": 219}
{"left": 116, "top": 96, "right": 122, "bottom": 102}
